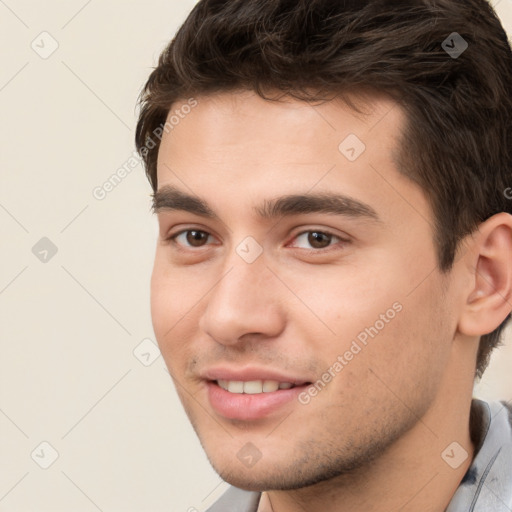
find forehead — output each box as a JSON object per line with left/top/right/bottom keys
{"left": 157, "top": 90, "right": 404, "bottom": 177}
{"left": 154, "top": 90, "right": 430, "bottom": 230}
{"left": 161, "top": 90, "right": 402, "bottom": 158}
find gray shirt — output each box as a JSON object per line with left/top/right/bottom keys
{"left": 206, "top": 399, "right": 512, "bottom": 512}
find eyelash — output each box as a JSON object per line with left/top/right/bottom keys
{"left": 165, "top": 228, "right": 348, "bottom": 254}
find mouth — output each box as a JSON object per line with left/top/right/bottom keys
{"left": 205, "top": 377, "right": 312, "bottom": 421}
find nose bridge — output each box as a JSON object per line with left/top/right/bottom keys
{"left": 216, "top": 233, "right": 273, "bottom": 301}
{"left": 212, "top": 248, "right": 273, "bottom": 316}
{"left": 199, "top": 243, "right": 284, "bottom": 343}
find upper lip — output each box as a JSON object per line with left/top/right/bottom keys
{"left": 200, "top": 366, "right": 312, "bottom": 385}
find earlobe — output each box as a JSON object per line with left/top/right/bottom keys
{"left": 458, "top": 213, "right": 512, "bottom": 337}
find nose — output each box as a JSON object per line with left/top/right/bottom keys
{"left": 198, "top": 253, "right": 285, "bottom": 346}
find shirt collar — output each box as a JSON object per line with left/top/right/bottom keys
{"left": 446, "top": 399, "right": 512, "bottom": 511}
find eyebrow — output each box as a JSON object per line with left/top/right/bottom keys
{"left": 152, "top": 185, "right": 381, "bottom": 223}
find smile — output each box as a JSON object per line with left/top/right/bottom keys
{"left": 216, "top": 380, "right": 297, "bottom": 394}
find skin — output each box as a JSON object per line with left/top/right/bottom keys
{"left": 150, "top": 90, "right": 512, "bottom": 512}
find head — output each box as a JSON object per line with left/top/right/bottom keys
{"left": 136, "top": 0, "right": 512, "bottom": 491}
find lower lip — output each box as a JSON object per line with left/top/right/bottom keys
{"left": 206, "top": 381, "right": 308, "bottom": 421}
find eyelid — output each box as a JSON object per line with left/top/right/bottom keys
{"left": 289, "top": 227, "right": 349, "bottom": 241}
{"left": 164, "top": 223, "right": 218, "bottom": 240}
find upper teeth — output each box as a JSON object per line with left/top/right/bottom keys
{"left": 217, "top": 380, "right": 295, "bottom": 394}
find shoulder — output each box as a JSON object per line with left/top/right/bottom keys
{"left": 500, "top": 399, "right": 512, "bottom": 425}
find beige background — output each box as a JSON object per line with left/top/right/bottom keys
{"left": 0, "top": 1, "right": 511, "bottom": 511}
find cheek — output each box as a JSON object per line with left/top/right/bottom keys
{"left": 150, "top": 253, "right": 200, "bottom": 325}
{"left": 290, "top": 262, "right": 448, "bottom": 378}
{"left": 367, "top": 282, "right": 452, "bottom": 391}
{"left": 150, "top": 259, "right": 194, "bottom": 358}
{"left": 150, "top": 264, "right": 173, "bottom": 339}
{"left": 286, "top": 264, "right": 404, "bottom": 344}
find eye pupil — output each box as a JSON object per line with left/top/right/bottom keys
{"left": 186, "top": 230, "right": 207, "bottom": 247}
{"left": 308, "top": 231, "right": 331, "bottom": 249}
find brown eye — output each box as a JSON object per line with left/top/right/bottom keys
{"left": 171, "top": 230, "right": 212, "bottom": 248}
{"left": 291, "top": 230, "right": 338, "bottom": 250}
{"left": 307, "top": 231, "right": 332, "bottom": 249}
{"left": 185, "top": 230, "right": 209, "bottom": 247}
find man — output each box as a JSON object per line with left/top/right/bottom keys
{"left": 135, "top": 0, "right": 512, "bottom": 510}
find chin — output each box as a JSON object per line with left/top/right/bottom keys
{"left": 205, "top": 452, "right": 336, "bottom": 492}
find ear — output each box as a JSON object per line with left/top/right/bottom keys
{"left": 458, "top": 212, "right": 512, "bottom": 337}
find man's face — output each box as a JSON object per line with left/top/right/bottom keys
{"left": 151, "top": 91, "right": 458, "bottom": 490}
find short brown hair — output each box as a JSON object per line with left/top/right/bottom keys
{"left": 136, "top": 0, "right": 512, "bottom": 377}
